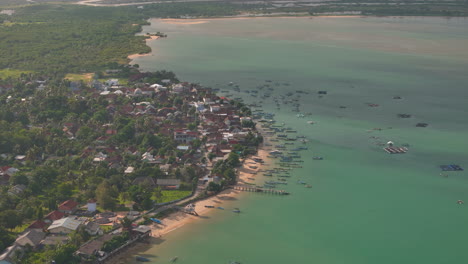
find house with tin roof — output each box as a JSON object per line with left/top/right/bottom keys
{"left": 47, "top": 217, "right": 83, "bottom": 234}
{"left": 14, "top": 230, "right": 45, "bottom": 248}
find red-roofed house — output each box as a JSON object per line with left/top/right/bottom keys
{"left": 27, "top": 220, "right": 48, "bottom": 231}
{"left": 58, "top": 200, "right": 79, "bottom": 214}
{"left": 44, "top": 210, "right": 65, "bottom": 224}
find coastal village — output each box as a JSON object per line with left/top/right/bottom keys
{"left": 0, "top": 71, "right": 263, "bottom": 264}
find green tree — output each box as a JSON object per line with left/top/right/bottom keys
{"left": 0, "top": 227, "right": 15, "bottom": 253}
{"left": 0, "top": 210, "right": 23, "bottom": 229}
{"left": 206, "top": 182, "right": 221, "bottom": 193}
{"left": 36, "top": 207, "right": 44, "bottom": 220}
{"left": 227, "top": 152, "right": 240, "bottom": 167}
{"left": 51, "top": 244, "right": 80, "bottom": 264}
{"left": 153, "top": 187, "right": 163, "bottom": 203}
{"left": 96, "top": 180, "right": 117, "bottom": 211}
{"left": 9, "top": 173, "right": 29, "bottom": 186}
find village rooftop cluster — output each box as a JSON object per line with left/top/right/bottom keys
{"left": 0, "top": 73, "right": 261, "bottom": 263}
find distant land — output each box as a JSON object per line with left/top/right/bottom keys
{"left": 1, "top": 0, "right": 468, "bottom": 17}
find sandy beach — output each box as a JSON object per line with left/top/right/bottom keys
{"left": 149, "top": 147, "right": 271, "bottom": 237}
{"left": 113, "top": 147, "right": 271, "bottom": 263}
{"left": 159, "top": 15, "right": 364, "bottom": 25}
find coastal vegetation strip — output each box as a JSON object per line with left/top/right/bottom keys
{"left": 1, "top": 1, "right": 467, "bottom": 77}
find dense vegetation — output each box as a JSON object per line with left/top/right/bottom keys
{"left": 0, "top": 5, "right": 151, "bottom": 74}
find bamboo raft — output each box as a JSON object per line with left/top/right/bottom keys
{"left": 233, "top": 185, "right": 290, "bottom": 195}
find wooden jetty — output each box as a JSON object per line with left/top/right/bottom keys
{"left": 233, "top": 185, "right": 290, "bottom": 195}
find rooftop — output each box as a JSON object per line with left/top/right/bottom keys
{"left": 48, "top": 216, "right": 82, "bottom": 231}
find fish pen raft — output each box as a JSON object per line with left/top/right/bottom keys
{"left": 440, "top": 165, "right": 464, "bottom": 171}
{"left": 383, "top": 147, "right": 408, "bottom": 154}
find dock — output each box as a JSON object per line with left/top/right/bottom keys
{"left": 233, "top": 185, "right": 290, "bottom": 195}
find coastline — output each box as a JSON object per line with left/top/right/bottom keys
{"left": 159, "top": 15, "right": 364, "bottom": 25}
{"left": 155, "top": 15, "right": 465, "bottom": 26}
{"left": 127, "top": 35, "right": 159, "bottom": 61}
{"left": 113, "top": 146, "right": 272, "bottom": 263}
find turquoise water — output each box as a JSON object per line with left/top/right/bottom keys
{"left": 129, "top": 17, "right": 468, "bottom": 264}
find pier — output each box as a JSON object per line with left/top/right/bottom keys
{"left": 233, "top": 185, "right": 290, "bottom": 195}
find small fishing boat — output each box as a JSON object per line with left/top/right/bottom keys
{"left": 204, "top": 205, "right": 214, "bottom": 208}
{"left": 232, "top": 209, "right": 241, "bottom": 213}
{"left": 170, "top": 256, "right": 178, "bottom": 262}
{"left": 305, "top": 185, "right": 312, "bottom": 188}
{"left": 150, "top": 218, "right": 162, "bottom": 224}
{"left": 217, "top": 207, "right": 225, "bottom": 210}
{"left": 136, "top": 256, "right": 150, "bottom": 262}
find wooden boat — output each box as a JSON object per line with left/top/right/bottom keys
{"left": 170, "top": 256, "right": 178, "bottom": 262}
{"left": 204, "top": 205, "right": 215, "bottom": 208}
{"left": 136, "top": 256, "right": 150, "bottom": 262}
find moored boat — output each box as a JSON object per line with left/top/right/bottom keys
{"left": 136, "top": 256, "right": 150, "bottom": 262}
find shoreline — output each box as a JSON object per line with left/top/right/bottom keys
{"left": 158, "top": 16, "right": 363, "bottom": 25}
{"left": 127, "top": 35, "right": 159, "bottom": 61}
{"left": 153, "top": 15, "right": 465, "bottom": 26}
{"left": 113, "top": 146, "right": 272, "bottom": 263}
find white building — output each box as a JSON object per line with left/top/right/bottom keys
{"left": 87, "top": 199, "right": 97, "bottom": 212}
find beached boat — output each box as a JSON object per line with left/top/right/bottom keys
{"left": 150, "top": 218, "right": 162, "bottom": 224}
{"left": 205, "top": 205, "right": 215, "bottom": 208}
{"left": 136, "top": 256, "right": 150, "bottom": 262}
